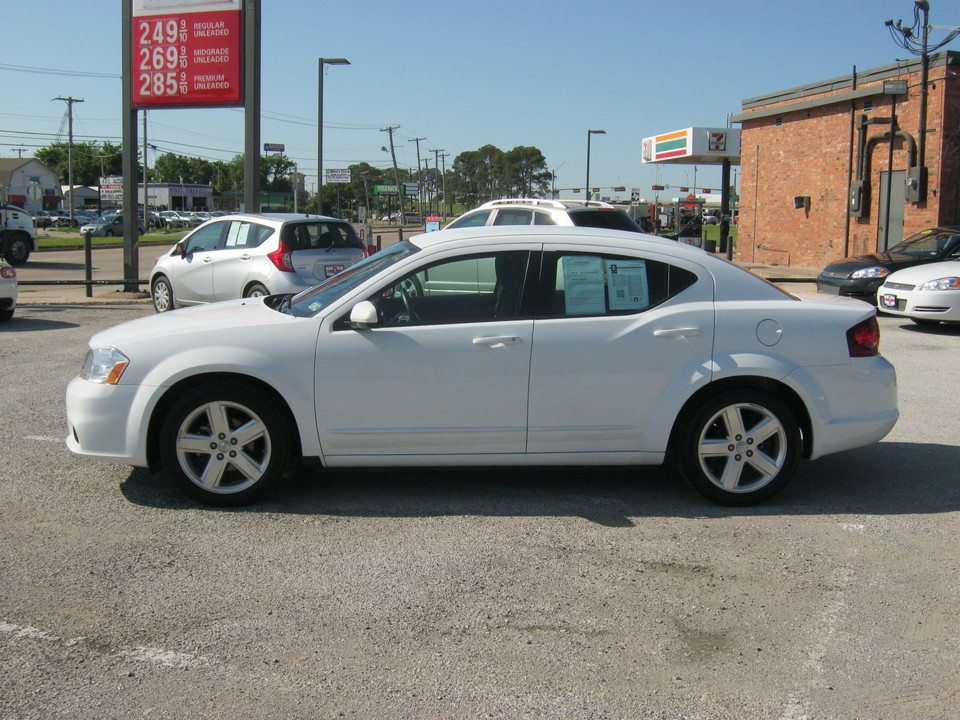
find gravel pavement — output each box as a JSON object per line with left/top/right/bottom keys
{"left": 0, "top": 301, "right": 957, "bottom": 719}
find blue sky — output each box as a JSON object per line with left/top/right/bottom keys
{"left": 2, "top": 0, "right": 956, "bottom": 201}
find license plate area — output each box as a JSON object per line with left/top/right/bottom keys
{"left": 880, "top": 293, "right": 903, "bottom": 310}
{"left": 324, "top": 264, "right": 346, "bottom": 278}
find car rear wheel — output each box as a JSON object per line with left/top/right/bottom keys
{"left": 152, "top": 276, "right": 174, "bottom": 313}
{"left": 244, "top": 283, "right": 269, "bottom": 298}
{"left": 159, "top": 384, "right": 292, "bottom": 506}
{"left": 675, "top": 389, "right": 801, "bottom": 506}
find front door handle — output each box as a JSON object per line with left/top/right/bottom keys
{"left": 473, "top": 336, "right": 521, "bottom": 348}
{"left": 653, "top": 327, "right": 701, "bottom": 338}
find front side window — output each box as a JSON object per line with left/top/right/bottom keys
{"left": 369, "top": 251, "right": 531, "bottom": 327}
{"left": 493, "top": 209, "right": 533, "bottom": 226}
{"left": 538, "top": 252, "right": 697, "bottom": 318}
{"left": 184, "top": 222, "right": 224, "bottom": 253}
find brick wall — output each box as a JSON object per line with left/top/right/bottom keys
{"left": 738, "top": 58, "right": 958, "bottom": 268}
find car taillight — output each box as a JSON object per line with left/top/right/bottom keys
{"left": 847, "top": 315, "right": 880, "bottom": 357}
{"left": 267, "top": 240, "right": 295, "bottom": 272}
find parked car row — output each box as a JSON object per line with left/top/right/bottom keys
{"left": 817, "top": 226, "right": 960, "bottom": 326}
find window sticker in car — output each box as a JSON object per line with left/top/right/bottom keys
{"left": 561, "top": 256, "right": 606, "bottom": 315}
{"left": 607, "top": 260, "right": 649, "bottom": 311}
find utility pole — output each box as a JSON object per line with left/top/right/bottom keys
{"left": 430, "top": 149, "right": 444, "bottom": 215}
{"left": 381, "top": 126, "right": 404, "bottom": 222}
{"left": 53, "top": 96, "right": 84, "bottom": 220}
{"left": 409, "top": 137, "right": 425, "bottom": 215}
{"left": 439, "top": 151, "right": 449, "bottom": 218}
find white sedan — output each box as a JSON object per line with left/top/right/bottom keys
{"left": 877, "top": 260, "right": 960, "bottom": 326}
{"left": 65, "top": 227, "right": 898, "bottom": 507}
{"left": 0, "top": 259, "right": 16, "bottom": 321}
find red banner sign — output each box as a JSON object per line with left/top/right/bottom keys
{"left": 132, "top": 1, "right": 243, "bottom": 108}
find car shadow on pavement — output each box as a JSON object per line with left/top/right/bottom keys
{"left": 0, "top": 312, "right": 79, "bottom": 332}
{"left": 118, "top": 441, "right": 959, "bottom": 525}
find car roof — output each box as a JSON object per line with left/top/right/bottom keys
{"left": 476, "top": 198, "right": 617, "bottom": 211}
{"left": 408, "top": 225, "right": 698, "bottom": 255}
{"left": 194, "top": 212, "right": 343, "bottom": 226}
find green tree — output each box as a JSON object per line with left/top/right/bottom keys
{"left": 35, "top": 141, "right": 125, "bottom": 186}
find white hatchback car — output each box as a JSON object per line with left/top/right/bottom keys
{"left": 877, "top": 259, "right": 960, "bottom": 326}
{"left": 150, "top": 213, "right": 366, "bottom": 312}
{"left": 0, "top": 259, "right": 16, "bottom": 322}
{"left": 67, "top": 226, "right": 898, "bottom": 507}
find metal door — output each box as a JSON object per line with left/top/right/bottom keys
{"left": 877, "top": 170, "right": 905, "bottom": 252}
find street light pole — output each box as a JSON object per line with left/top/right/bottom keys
{"left": 317, "top": 57, "right": 350, "bottom": 216}
{"left": 585, "top": 129, "right": 605, "bottom": 202}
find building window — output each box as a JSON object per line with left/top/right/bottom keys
{"left": 775, "top": 116, "right": 783, "bottom": 127}
{"left": 863, "top": 99, "right": 873, "bottom": 112}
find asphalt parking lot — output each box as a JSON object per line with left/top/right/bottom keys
{"left": 1, "top": 301, "right": 958, "bottom": 719}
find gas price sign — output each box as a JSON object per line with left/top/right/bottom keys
{"left": 132, "top": 0, "right": 243, "bottom": 108}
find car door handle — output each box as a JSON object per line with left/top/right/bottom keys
{"left": 653, "top": 327, "right": 701, "bottom": 338}
{"left": 201, "top": 256, "right": 213, "bottom": 263}
{"left": 473, "top": 336, "right": 521, "bottom": 348}
{"left": 240, "top": 253, "right": 252, "bottom": 260}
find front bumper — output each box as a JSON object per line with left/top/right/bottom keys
{"left": 878, "top": 287, "right": 960, "bottom": 322}
{"left": 65, "top": 376, "right": 154, "bottom": 467}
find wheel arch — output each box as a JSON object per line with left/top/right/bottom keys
{"left": 146, "top": 372, "right": 302, "bottom": 470}
{"left": 667, "top": 376, "right": 814, "bottom": 461}
{"left": 243, "top": 280, "right": 271, "bottom": 297}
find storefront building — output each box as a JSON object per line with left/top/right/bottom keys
{"left": 732, "top": 51, "right": 960, "bottom": 268}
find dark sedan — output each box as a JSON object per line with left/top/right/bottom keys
{"left": 817, "top": 227, "right": 960, "bottom": 299}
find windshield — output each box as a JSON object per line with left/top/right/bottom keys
{"left": 283, "top": 241, "right": 419, "bottom": 317}
{"left": 888, "top": 229, "right": 960, "bottom": 257}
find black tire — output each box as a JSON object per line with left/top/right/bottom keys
{"left": 0, "top": 307, "right": 13, "bottom": 322}
{"left": 244, "top": 282, "right": 269, "bottom": 298}
{"left": 152, "top": 275, "right": 175, "bottom": 313}
{"left": 3, "top": 234, "right": 31, "bottom": 265}
{"left": 104, "top": 230, "right": 114, "bottom": 237}
{"left": 158, "top": 383, "right": 292, "bottom": 506}
{"left": 674, "top": 389, "right": 801, "bottom": 506}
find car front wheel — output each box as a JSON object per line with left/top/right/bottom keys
{"left": 159, "top": 384, "right": 292, "bottom": 506}
{"left": 152, "top": 276, "right": 174, "bottom": 312}
{"left": 3, "top": 234, "right": 31, "bottom": 265}
{"left": 675, "top": 389, "right": 801, "bottom": 506}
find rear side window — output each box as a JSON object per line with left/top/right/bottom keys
{"left": 283, "top": 222, "right": 361, "bottom": 250}
{"left": 538, "top": 252, "right": 697, "bottom": 318}
{"left": 447, "top": 210, "right": 491, "bottom": 228}
{"left": 568, "top": 209, "right": 642, "bottom": 232}
{"left": 224, "top": 221, "right": 273, "bottom": 249}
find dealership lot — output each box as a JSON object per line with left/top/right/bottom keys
{"left": 1, "top": 302, "right": 958, "bottom": 718}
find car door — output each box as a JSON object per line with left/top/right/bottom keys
{"left": 314, "top": 249, "right": 535, "bottom": 458}
{"left": 168, "top": 221, "right": 225, "bottom": 305}
{"left": 526, "top": 247, "right": 714, "bottom": 454}
{"left": 212, "top": 220, "right": 274, "bottom": 300}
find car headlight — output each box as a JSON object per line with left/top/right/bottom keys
{"left": 851, "top": 266, "right": 889, "bottom": 279}
{"left": 918, "top": 277, "right": 960, "bottom": 292}
{"left": 80, "top": 347, "right": 130, "bottom": 384}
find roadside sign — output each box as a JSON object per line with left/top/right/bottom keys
{"left": 264, "top": 143, "right": 285, "bottom": 152}
{"left": 100, "top": 176, "right": 124, "bottom": 202}
{"left": 326, "top": 169, "right": 351, "bottom": 184}
{"left": 373, "top": 185, "right": 399, "bottom": 195}
{"left": 132, "top": 0, "right": 244, "bottom": 109}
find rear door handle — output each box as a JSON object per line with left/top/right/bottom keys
{"left": 473, "top": 336, "right": 521, "bottom": 348}
{"left": 653, "top": 327, "right": 700, "bottom": 338}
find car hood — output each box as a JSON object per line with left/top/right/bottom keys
{"left": 89, "top": 298, "right": 292, "bottom": 349}
{"left": 886, "top": 259, "right": 960, "bottom": 284}
{"left": 820, "top": 251, "right": 922, "bottom": 275}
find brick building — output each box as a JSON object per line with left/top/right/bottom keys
{"left": 732, "top": 50, "right": 960, "bottom": 268}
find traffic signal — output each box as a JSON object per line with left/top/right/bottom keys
{"left": 651, "top": 185, "right": 665, "bottom": 191}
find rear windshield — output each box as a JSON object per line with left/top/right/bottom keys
{"left": 282, "top": 221, "right": 361, "bottom": 250}
{"left": 568, "top": 210, "right": 642, "bottom": 232}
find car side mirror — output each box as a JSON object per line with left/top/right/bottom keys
{"left": 349, "top": 300, "right": 380, "bottom": 328}
{"left": 176, "top": 241, "right": 189, "bottom": 258}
